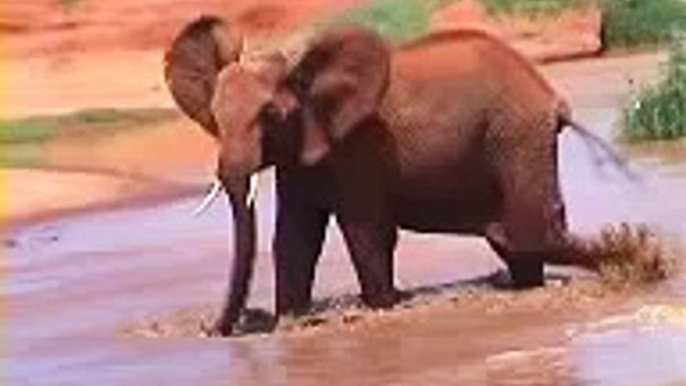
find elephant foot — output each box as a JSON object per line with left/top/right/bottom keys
{"left": 506, "top": 258, "right": 545, "bottom": 289}
{"left": 209, "top": 308, "right": 278, "bottom": 337}
{"left": 361, "top": 288, "right": 404, "bottom": 309}
{"left": 206, "top": 319, "right": 234, "bottom": 337}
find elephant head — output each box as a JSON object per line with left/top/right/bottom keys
{"left": 164, "top": 16, "right": 391, "bottom": 334}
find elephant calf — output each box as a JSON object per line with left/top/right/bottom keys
{"left": 165, "top": 17, "right": 612, "bottom": 335}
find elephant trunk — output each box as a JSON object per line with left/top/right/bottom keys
{"left": 215, "top": 174, "right": 258, "bottom": 335}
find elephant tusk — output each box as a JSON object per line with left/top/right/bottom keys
{"left": 246, "top": 174, "right": 259, "bottom": 208}
{"left": 192, "top": 178, "right": 223, "bottom": 217}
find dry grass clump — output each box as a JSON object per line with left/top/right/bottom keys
{"left": 584, "top": 223, "right": 681, "bottom": 287}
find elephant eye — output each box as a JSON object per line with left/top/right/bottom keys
{"left": 259, "top": 102, "right": 282, "bottom": 124}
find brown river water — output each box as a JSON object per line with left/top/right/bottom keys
{"left": 7, "top": 53, "right": 686, "bottom": 385}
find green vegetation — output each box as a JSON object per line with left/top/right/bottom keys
{"left": 0, "top": 108, "right": 176, "bottom": 145}
{"left": 479, "top": 0, "right": 590, "bottom": 15}
{"left": 601, "top": 0, "right": 686, "bottom": 48}
{"left": 329, "top": 0, "right": 439, "bottom": 44}
{"left": 331, "top": 0, "right": 686, "bottom": 49}
{"left": 0, "top": 146, "right": 46, "bottom": 168}
{"left": 0, "top": 108, "right": 176, "bottom": 168}
{"left": 620, "top": 41, "right": 686, "bottom": 141}
{"left": 480, "top": 0, "right": 686, "bottom": 48}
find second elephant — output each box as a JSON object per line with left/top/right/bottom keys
{"left": 165, "top": 18, "right": 612, "bottom": 335}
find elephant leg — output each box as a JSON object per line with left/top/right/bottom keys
{"left": 327, "top": 123, "right": 401, "bottom": 308}
{"left": 485, "top": 223, "right": 545, "bottom": 288}
{"left": 273, "top": 202, "right": 329, "bottom": 317}
{"left": 486, "top": 113, "right": 566, "bottom": 288}
{"left": 336, "top": 217, "right": 400, "bottom": 308}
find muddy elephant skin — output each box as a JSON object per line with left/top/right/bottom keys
{"left": 165, "top": 17, "right": 595, "bottom": 335}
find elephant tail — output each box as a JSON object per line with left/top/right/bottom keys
{"left": 558, "top": 111, "right": 640, "bottom": 182}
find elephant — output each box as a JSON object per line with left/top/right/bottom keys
{"left": 164, "top": 16, "right": 625, "bottom": 335}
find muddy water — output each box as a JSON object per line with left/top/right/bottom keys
{"left": 8, "top": 53, "right": 686, "bottom": 386}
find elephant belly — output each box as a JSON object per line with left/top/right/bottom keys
{"left": 393, "top": 162, "right": 501, "bottom": 235}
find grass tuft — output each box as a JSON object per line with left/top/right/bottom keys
{"left": 584, "top": 223, "right": 680, "bottom": 288}
{"left": 620, "top": 40, "right": 686, "bottom": 141}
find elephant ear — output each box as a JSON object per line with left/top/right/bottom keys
{"left": 288, "top": 26, "right": 391, "bottom": 165}
{"left": 164, "top": 15, "right": 242, "bottom": 137}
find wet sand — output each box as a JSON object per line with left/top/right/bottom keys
{"left": 8, "top": 53, "right": 686, "bottom": 385}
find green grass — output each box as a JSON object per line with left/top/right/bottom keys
{"left": 328, "top": 0, "right": 439, "bottom": 44}
{"left": 601, "top": 0, "right": 686, "bottom": 48}
{"left": 0, "top": 108, "right": 177, "bottom": 168}
{"left": 620, "top": 40, "right": 686, "bottom": 141}
{"left": 460, "top": 0, "right": 686, "bottom": 49}
{"left": 0, "top": 146, "right": 46, "bottom": 169}
{"left": 0, "top": 108, "right": 176, "bottom": 145}
{"left": 320, "top": 0, "right": 686, "bottom": 49}
{"left": 479, "top": 0, "right": 590, "bottom": 15}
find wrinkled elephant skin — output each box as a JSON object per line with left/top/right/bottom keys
{"left": 165, "top": 18, "right": 602, "bottom": 334}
